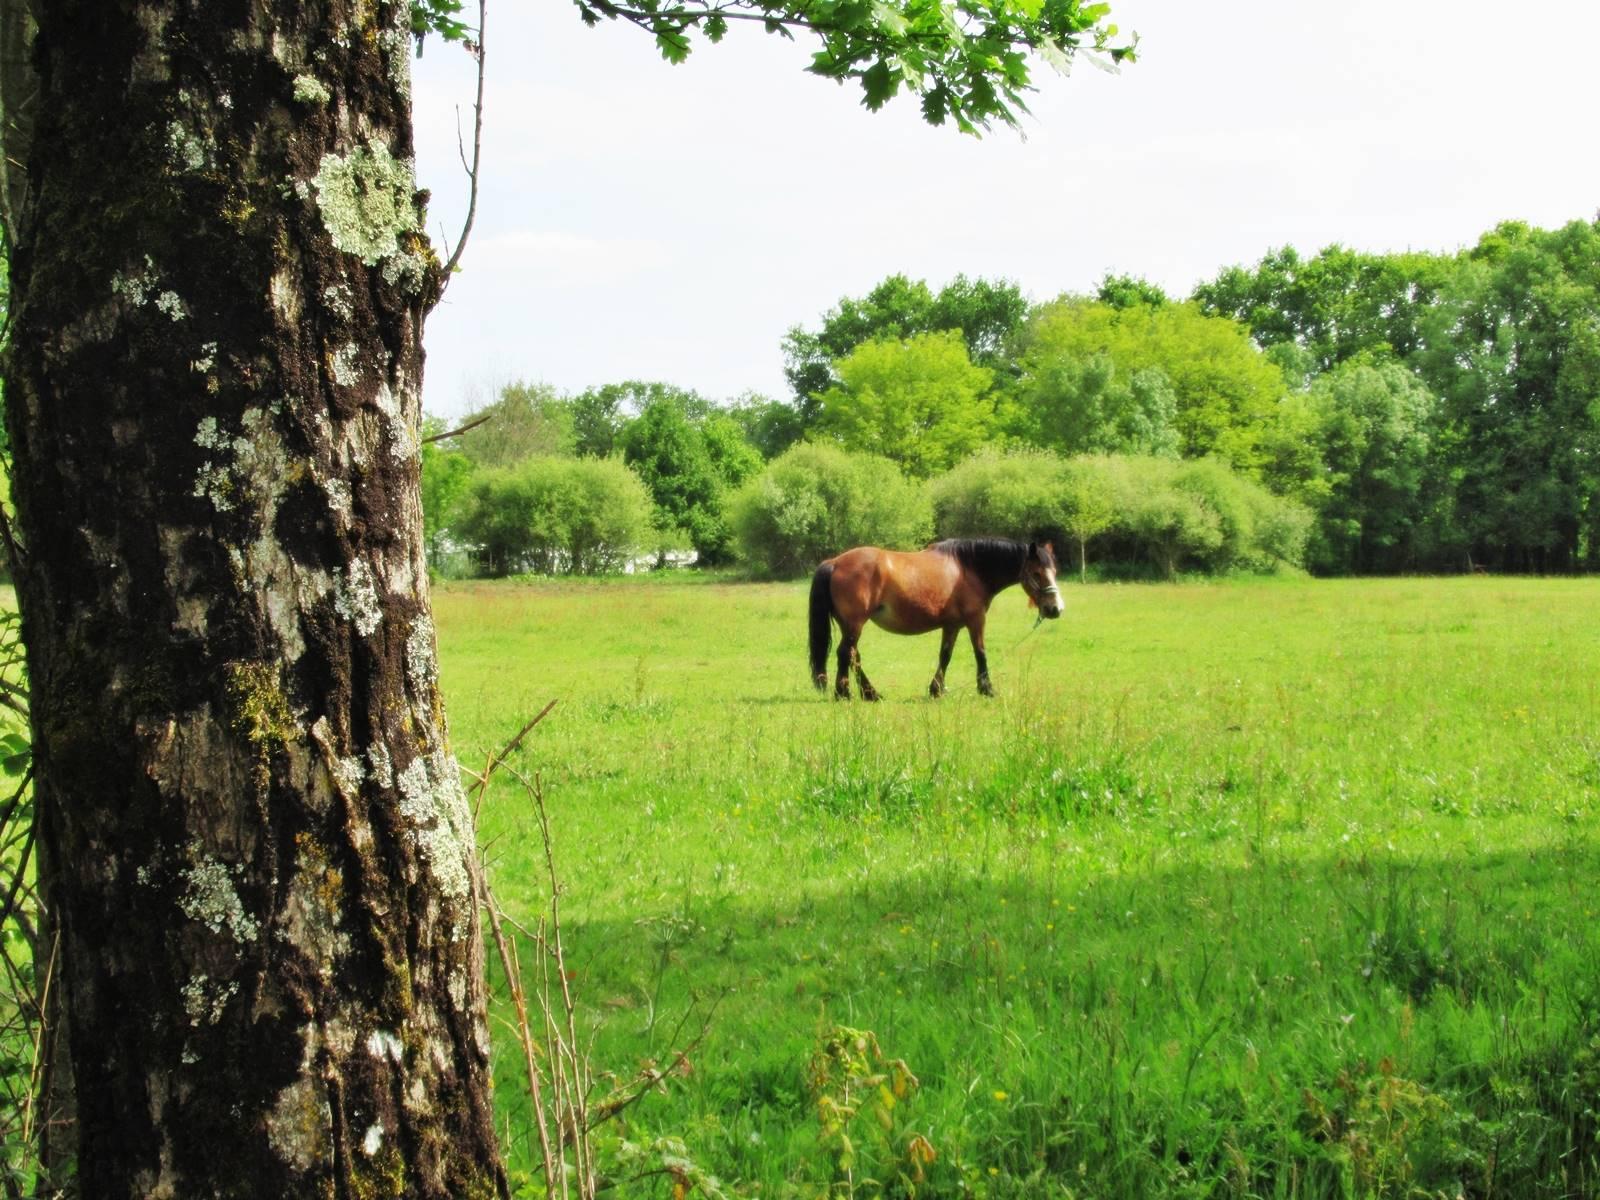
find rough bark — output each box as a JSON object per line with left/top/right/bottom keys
{"left": 3, "top": 2, "right": 506, "bottom": 1195}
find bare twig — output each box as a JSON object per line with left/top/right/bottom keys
{"left": 19, "top": 931, "right": 57, "bottom": 1151}
{"left": 421, "top": 411, "right": 494, "bottom": 445}
{"left": 468, "top": 702, "right": 713, "bottom": 1199}
{"left": 438, "top": 0, "right": 487, "bottom": 294}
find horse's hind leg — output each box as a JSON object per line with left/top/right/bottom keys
{"left": 852, "top": 646, "right": 881, "bottom": 702}
{"left": 833, "top": 619, "right": 880, "bottom": 702}
{"left": 834, "top": 622, "right": 866, "bottom": 700}
{"left": 929, "top": 626, "right": 959, "bottom": 698}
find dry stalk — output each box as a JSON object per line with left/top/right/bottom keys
{"left": 469, "top": 702, "right": 718, "bottom": 1199}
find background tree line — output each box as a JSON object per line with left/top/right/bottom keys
{"left": 424, "top": 215, "right": 1600, "bottom": 579}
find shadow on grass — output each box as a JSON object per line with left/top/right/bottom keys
{"left": 488, "top": 841, "right": 1600, "bottom": 1198}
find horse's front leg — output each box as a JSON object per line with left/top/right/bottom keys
{"left": 929, "top": 625, "right": 959, "bottom": 698}
{"left": 968, "top": 617, "right": 994, "bottom": 697}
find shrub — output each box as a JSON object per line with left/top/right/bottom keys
{"left": 729, "top": 443, "right": 932, "bottom": 577}
{"left": 454, "top": 457, "right": 654, "bottom": 576}
{"left": 929, "top": 450, "right": 1309, "bottom": 578}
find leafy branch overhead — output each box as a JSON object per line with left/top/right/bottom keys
{"left": 412, "top": 0, "right": 1135, "bottom": 132}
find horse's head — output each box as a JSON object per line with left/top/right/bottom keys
{"left": 1022, "top": 542, "right": 1064, "bottom": 619}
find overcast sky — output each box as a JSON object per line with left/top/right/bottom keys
{"left": 409, "top": 0, "right": 1600, "bottom": 419}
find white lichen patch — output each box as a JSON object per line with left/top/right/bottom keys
{"left": 181, "top": 974, "right": 239, "bottom": 1025}
{"left": 333, "top": 560, "right": 382, "bottom": 637}
{"left": 154, "top": 290, "right": 187, "bottom": 321}
{"left": 265, "top": 1033, "right": 331, "bottom": 1174}
{"left": 192, "top": 408, "right": 290, "bottom": 516}
{"left": 310, "top": 139, "right": 422, "bottom": 266}
{"left": 448, "top": 970, "right": 468, "bottom": 1013}
{"left": 330, "top": 341, "right": 362, "bottom": 388}
{"left": 331, "top": 754, "right": 365, "bottom": 797}
{"left": 292, "top": 73, "right": 332, "bottom": 105}
{"left": 322, "top": 477, "right": 353, "bottom": 523}
{"left": 191, "top": 341, "right": 218, "bottom": 373}
{"left": 404, "top": 613, "right": 438, "bottom": 697}
{"left": 178, "top": 850, "right": 260, "bottom": 945}
{"left": 367, "top": 742, "right": 394, "bottom": 790}
{"left": 270, "top": 270, "right": 302, "bottom": 322}
{"left": 380, "top": 243, "right": 429, "bottom": 295}
{"left": 362, "top": 1124, "right": 384, "bottom": 1157}
{"left": 111, "top": 256, "right": 160, "bottom": 307}
{"left": 394, "top": 749, "right": 475, "bottom": 902}
{"left": 166, "top": 119, "right": 209, "bottom": 172}
{"left": 380, "top": 14, "right": 412, "bottom": 102}
{"left": 366, "top": 1029, "right": 404, "bottom": 1063}
{"left": 374, "top": 381, "right": 416, "bottom": 461}
{"left": 322, "top": 283, "right": 355, "bottom": 322}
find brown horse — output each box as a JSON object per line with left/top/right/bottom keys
{"left": 809, "top": 538, "right": 1063, "bottom": 700}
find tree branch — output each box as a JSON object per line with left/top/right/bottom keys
{"left": 422, "top": 411, "right": 494, "bottom": 444}
{"left": 438, "top": 0, "right": 487, "bottom": 294}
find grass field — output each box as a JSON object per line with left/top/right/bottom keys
{"left": 437, "top": 574, "right": 1600, "bottom": 1198}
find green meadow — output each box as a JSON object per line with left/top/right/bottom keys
{"left": 438, "top": 575, "right": 1600, "bottom": 1198}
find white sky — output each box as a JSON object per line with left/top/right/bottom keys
{"left": 410, "top": 0, "right": 1600, "bottom": 420}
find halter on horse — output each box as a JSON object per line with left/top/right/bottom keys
{"left": 808, "top": 538, "right": 1063, "bottom": 700}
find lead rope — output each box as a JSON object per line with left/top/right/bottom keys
{"left": 1011, "top": 582, "right": 1059, "bottom": 650}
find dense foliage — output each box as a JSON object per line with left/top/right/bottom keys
{"left": 931, "top": 450, "right": 1310, "bottom": 580}
{"left": 424, "top": 215, "right": 1600, "bottom": 579}
{"left": 453, "top": 457, "right": 655, "bottom": 575}
{"left": 728, "top": 442, "right": 933, "bottom": 576}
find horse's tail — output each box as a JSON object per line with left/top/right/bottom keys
{"left": 808, "top": 562, "right": 835, "bottom": 690}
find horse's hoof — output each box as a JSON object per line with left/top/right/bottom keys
{"left": 861, "top": 688, "right": 881, "bottom": 702}
{"left": 929, "top": 682, "right": 944, "bottom": 699}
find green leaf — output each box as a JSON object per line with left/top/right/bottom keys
{"left": 704, "top": 12, "right": 728, "bottom": 41}
{"left": 654, "top": 25, "right": 693, "bottom": 62}
{"left": 860, "top": 60, "right": 896, "bottom": 109}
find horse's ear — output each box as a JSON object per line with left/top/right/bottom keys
{"left": 1026, "top": 541, "right": 1039, "bottom": 560}
{"left": 1042, "top": 540, "right": 1055, "bottom": 559}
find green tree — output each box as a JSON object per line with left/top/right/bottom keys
{"left": 419, "top": 421, "right": 477, "bottom": 570}
{"left": 0, "top": 0, "right": 1130, "bottom": 1189}
{"left": 1096, "top": 272, "right": 1169, "bottom": 309}
{"left": 568, "top": 382, "right": 629, "bottom": 458}
{"left": 454, "top": 380, "right": 575, "bottom": 466}
{"left": 1193, "top": 244, "right": 1452, "bottom": 372}
{"left": 1016, "top": 298, "right": 1289, "bottom": 470}
{"left": 1303, "top": 356, "right": 1436, "bottom": 573}
{"left": 455, "top": 457, "right": 654, "bottom": 575}
{"left": 726, "top": 391, "right": 806, "bottom": 459}
{"left": 1414, "top": 219, "right": 1600, "bottom": 571}
{"left": 783, "top": 273, "right": 1027, "bottom": 411}
{"left": 1004, "top": 350, "right": 1179, "bottom": 458}
{"left": 816, "top": 330, "right": 996, "bottom": 478}
{"left": 1059, "top": 459, "right": 1116, "bottom": 580}
{"left": 617, "top": 388, "right": 760, "bottom": 563}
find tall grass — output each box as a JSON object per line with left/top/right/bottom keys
{"left": 440, "top": 576, "right": 1600, "bottom": 1197}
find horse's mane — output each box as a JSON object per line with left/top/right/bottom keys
{"left": 928, "top": 538, "right": 1027, "bottom": 595}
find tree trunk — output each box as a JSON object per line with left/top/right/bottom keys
{"left": 3, "top": 2, "right": 506, "bottom": 1195}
